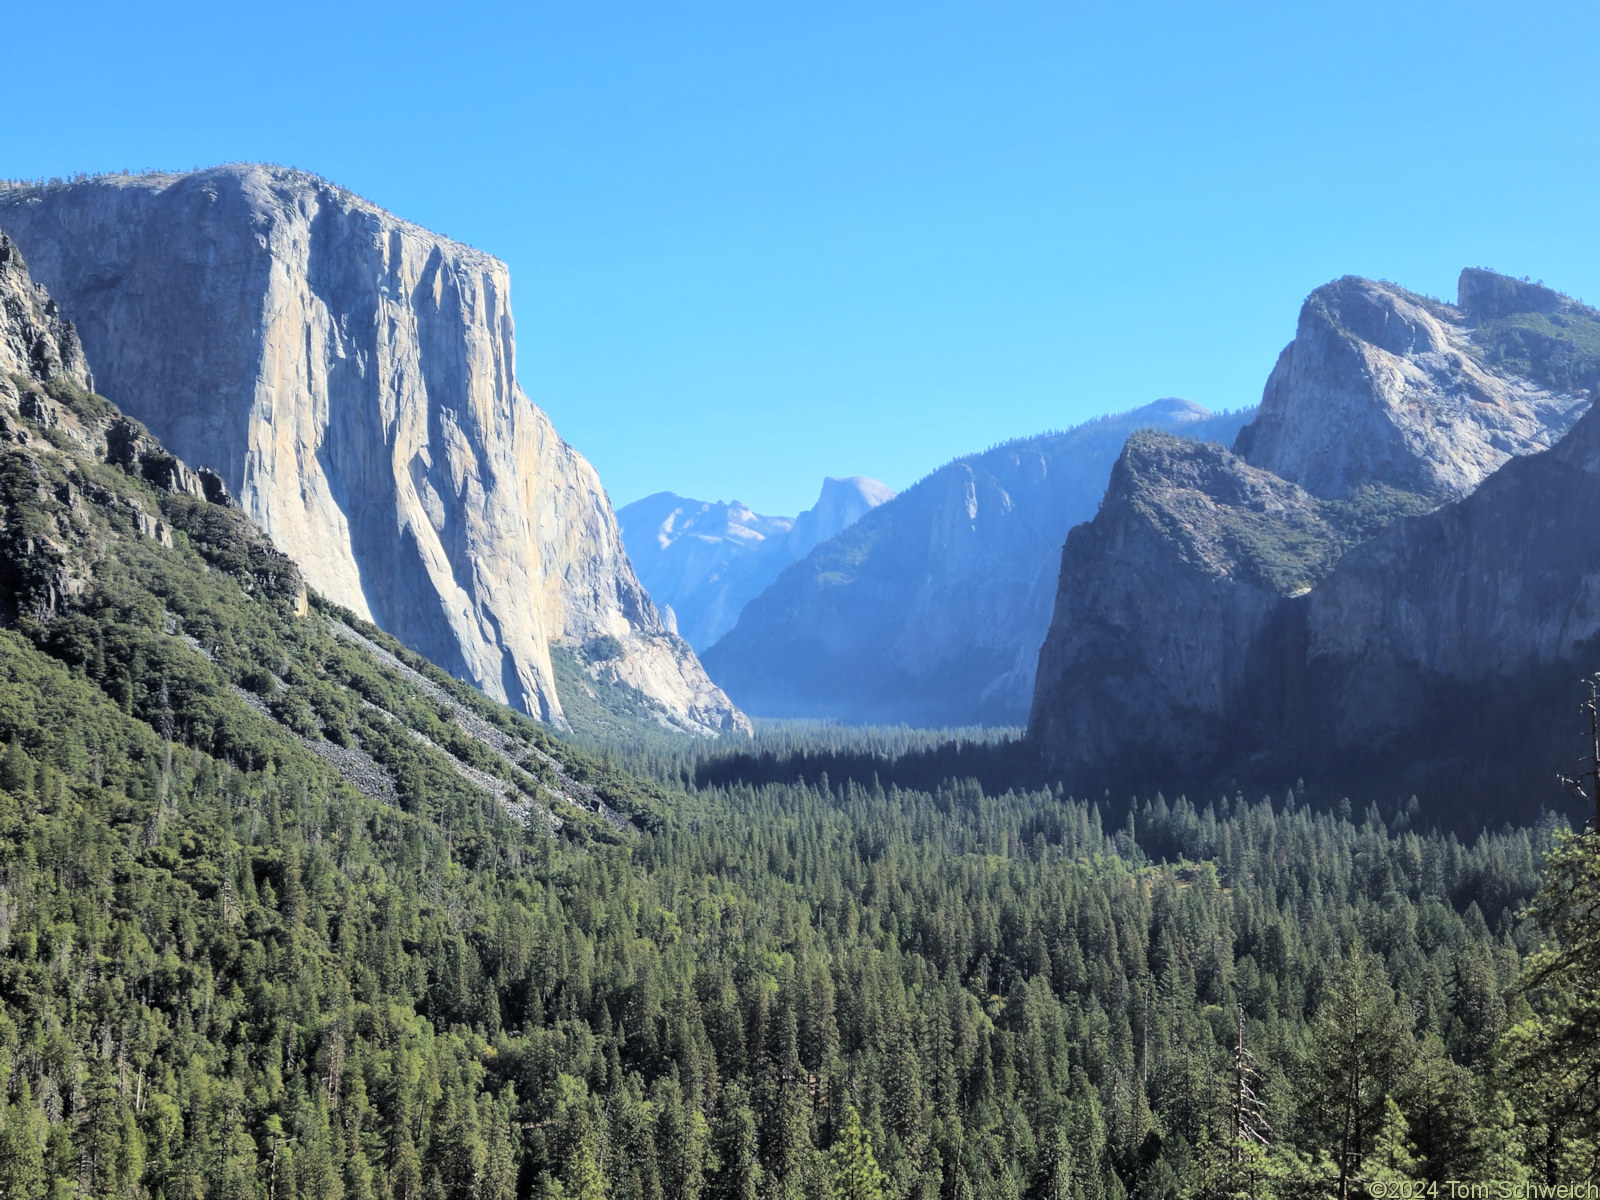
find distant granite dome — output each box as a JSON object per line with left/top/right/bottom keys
{"left": 1140, "top": 397, "right": 1215, "bottom": 420}
{"left": 0, "top": 165, "right": 747, "bottom": 733}
{"left": 1029, "top": 268, "right": 1600, "bottom": 806}
{"left": 701, "top": 399, "right": 1252, "bottom": 726}
{"left": 786, "top": 476, "right": 897, "bottom": 560}
{"left": 618, "top": 475, "right": 894, "bottom": 652}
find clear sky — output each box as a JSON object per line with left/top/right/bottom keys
{"left": 4, "top": 1, "right": 1597, "bottom": 514}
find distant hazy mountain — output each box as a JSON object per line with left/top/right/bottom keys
{"left": 701, "top": 399, "right": 1252, "bottom": 726}
{"left": 1030, "top": 270, "right": 1596, "bottom": 814}
{"left": 618, "top": 476, "right": 894, "bottom": 651}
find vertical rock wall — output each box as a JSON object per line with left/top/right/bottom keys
{"left": 0, "top": 166, "right": 745, "bottom": 732}
{"left": 1028, "top": 271, "right": 1597, "bottom": 797}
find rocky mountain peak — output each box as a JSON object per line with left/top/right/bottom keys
{"left": 1139, "top": 397, "right": 1213, "bottom": 422}
{"left": 617, "top": 475, "right": 892, "bottom": 653}
{"left": 787, "top": 476, "right": 896, "bottom": 559}
{"left": 702, "top": 403, "right": 1253, "bottom": 726}
{"left": 1312, "top": 275, "right": 1450, "bottom": 357}
{"left": 1101, "top": 431, "right": 1356, "bottom": 595}
{"left": 1233, "top": 272, "right": 1586, "bottom": 501}
{"left": 1030, "top": 266, "right": 1600, "bottom": 799}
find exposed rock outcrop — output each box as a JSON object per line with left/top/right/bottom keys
{"left": 617, "top": 475, "right": 894, "bottom": 651}
{"left": 0, "top": 232, "right": 91, "bottom": 393}
{"left": 704, "top": 400, "right": 1251, "bottom": 726}
{"left": 1234, "top": 276, "right": 1585, "bottom": 500}
{"left": 1274, "top": 396, "right": 1600, "bottom": 800}
{"left": 1030, "top": 270, "right": 1600, "bottom": 812}
{"left": 0, "top": 238, "right": 311, "bottom": 626}
{"left": 0, "top": 165, "right": 745, "bottom": 733}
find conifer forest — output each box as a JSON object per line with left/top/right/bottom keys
{"left": 0, "top": 371, "right": 1596, "bottom": 1196}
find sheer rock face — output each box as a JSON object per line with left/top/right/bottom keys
{"left": 1234, "top": 276, "right": 1585, "bottom": 500}
{"left": 1154, "top": 395, "right": 1600, "bottom": 805}
{"left": 1027, "top": 433, "right": 1345, "bottom": 779}
{"left": 1029, "top": 270, "right": 1597, "bottom": 800}
{"left": 1301, "top": 398, "right": 1600, "bottom": 723}
{"left": 785, "top": 476, "right": 896, "bottom": 560}
{"left": 702, "top": 400, "right": 1251, "bottom": 726}
{"left": 617, "top": 475, "right": 895, "bottom": 652}
{"left": 0, "top": 166, "right": 745, "bottom": 732}
{"left": 0, "top": 233, "right": 91, "bottom": 393}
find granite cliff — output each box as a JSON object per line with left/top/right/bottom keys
{"left": 1030, "top": 270, "right": 1600, "bottom": 811}
{"left": 0, "top": 166, "right": 745, "bottom": 734}
{"left": 703, "top": 399, "right": 1250, "bottom": 726}
{"left": 617, "top": 475, "right": 893, "bottom": 651}
{"left": 1235, "top": 273, "right": 1585, "bottom": 498}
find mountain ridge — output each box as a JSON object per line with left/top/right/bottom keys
{"left": 617, "top": 474, "right": 893, "bottom": 651}
{"left": 1030, "top": 267, "right": 1600, "bottom": 813}
{"left": 703, "top": 398, "right": 1253, "bottom": 725}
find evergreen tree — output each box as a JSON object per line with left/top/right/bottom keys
{"left": 827, "top": 1106, "right": 887, "bottom": 1200}
{"left": 1301, "top": 944, "right": 1418, "bottom": 1199}
{"left": 712, "top": 1087, "right": 763, "bottom": 1200}
{"left": 1358, "top": 1098, "right": 1420, "bottom": 1189}
{"left": 566, "top": 1137, "right": 608, "bottom": 1200}
{"left": 1500, "top": 828, "right": 1600, "bottom": 1182}
{"left": 0, "top": 1084, "right": 47, "bottom": 1200}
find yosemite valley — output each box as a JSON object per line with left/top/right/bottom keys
{"left": 0, "top": 165, "right": 1597, "bottom": 1200}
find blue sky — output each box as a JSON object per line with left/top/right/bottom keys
{"left": 5, "top": 1, "right": 1597, "bottom": 514}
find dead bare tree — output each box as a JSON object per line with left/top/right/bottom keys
{"left": 1232, "top": 1006, "right": 1271, "bottom": 1163}
{"left": 1557, "top": 672, "right": 1600, "bottom": 832}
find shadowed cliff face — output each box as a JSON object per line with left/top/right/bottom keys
{"left": 703, "top": 399, "right": 1251, "bottom": 726}
{"left": 1030, "top": 270, "right": 1600, "bottom": 813}
{"left": 0, "top": 166, "right": 746, "bottom": 733}
{"left": 1026, "top": 432, "right": 1427, "bottom": 785}
{"left": 1295, "top": 398, "right": 1600, "bottom": 747}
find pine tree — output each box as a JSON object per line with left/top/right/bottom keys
{"left": 1229, "top": 1009, "right": 1270, "bottom": 1162}
{"left": 1471, "top": 1093, "right": 1527, "bottom": 1191}
{"left": 1358, "top": 1098, "right": 1420, "bottom": 1188}
{"left": 1302, "top": 944, "right": 1417, "bottom": 1200}
{"left": 1500, "top": 827, "right": 1600, "bottom": 1182}
{"left": 0, "top": 1084, "right": 47, "bottom": 1200}
{"left": 655, "top": 1076, "right": 709, "bottom": 1200}
{"left": 481, "top": 1094, "right": 520, "bottom": 1200}
{"left": 827, "top": 1106, "right": 887, "bottom": 1200}
{"left": 711, "top": 1087, "right": 762, "bottom": 1200}
{"left": 566, "top": 1136, "right": 608, "bottom": 1200}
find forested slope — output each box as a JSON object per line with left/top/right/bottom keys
{"left": 0, "top": 240, "right": 1597, "bottom": 1199}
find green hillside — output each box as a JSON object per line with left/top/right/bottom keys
{"left": 0, "top": 314, "right": 1597, "bottom": 1198}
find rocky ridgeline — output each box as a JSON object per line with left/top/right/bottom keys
{"left": 1030, "top": 269, "right": 1600, "bottom": 812}
{"left": 1236, "top": 274, "right": 1584, "bottom": 499}
{"left": 0, "top": 166, "right": 746, "bottom": 735}
{"left": 0, "top": 233, "right": 91, "bottom": 394}
{"left": 0, "top": 232, "right": 299, "bottom": 619}
{"left": 702, "top": 399, "right": 1252, "bottom": 726}
{"left": 617, "top": 475, "right": 894, "bottom": 652}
